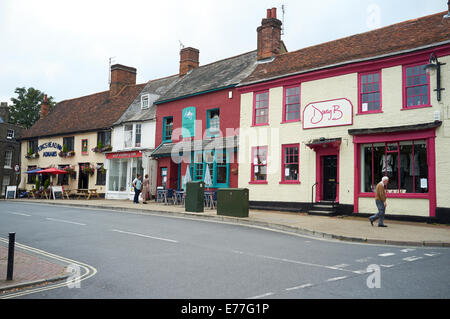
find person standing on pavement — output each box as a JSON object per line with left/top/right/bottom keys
{"left": 369, "top": 176, "right": 389, "bottom": 227}
{"left": 142, "top": 174, "right": 150, "bottom": 204}
{"left": 132, "top": 174, "right": 142, "bottom": 204}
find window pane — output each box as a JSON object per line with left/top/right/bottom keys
{"left": 413, "top": 140, "right": 428, "bottom": 193}
{"left": 361, "top": 144, "right": 373, "bottom": 192}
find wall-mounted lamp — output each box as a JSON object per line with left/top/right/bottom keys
{"left": 424, "top": 53, "right": 446, "bottom": 102}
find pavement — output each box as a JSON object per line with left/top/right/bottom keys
{"left": 1, "top": 197, "right": 450, "bottom": 294}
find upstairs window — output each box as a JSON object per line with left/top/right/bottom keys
{"left": 283, "top": 86, "right": 300, "bottom": 122}
{"left": 403, "top": 63, "right": 430, "bottom": 108}
{"left": 207, "top": 109, "right": 220, "bottom": 136}
{"left": 141, "top": 94, "right": 150, "bottom": 109}
{"left": 163, "top": 117, "right": 173, "bottom": 142}
{"left": 124, "top": 124, "right": 133, "bottom": 148}
{"left": 359, "top": 71, "right": 381, "bottom": 113}
{"left": 4, "top": 150, "right": 13, "bottom": 168}
{"left": 28, "top": 139, "right": 38, "bottom": 154}
{"left": 97, "top": 130, "right": 111, "bottom": 147}
{"left": 63, "top": 136, "right": 74, "bottom": 152}
{"left": 135, "top": 124, "right": 142, "bottom": 147}
{"left": 7, "top": 129, "right": 14, "bottom": 139}
{"left": 253, "top": 91, "right": 269, "bottom": 126}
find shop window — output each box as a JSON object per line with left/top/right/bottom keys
{"left": 193, "top": 152, "right": 203, "bottom": 181}
{"left": 253, "top": 91, "right": 269, "bottom": 126}
{"left": 403, "top": 63, "right": 430, "bottom": 108}
{"left": 207, "top": 109, "right": 220, "bottom": 136}
{"left": 281, "top": 144, "right": 299, "bottom": 182}
{"left": 283, "top": 86, "right": 300, "bottom": 122}
{"left": 163, "top": 117, "right": 173, "bottom": 142}
{"left": 96, "top": 163, "right": 106, "bottom": 185}
{"left": 359, "top": 71, "right": 381, "bottom": 113}
{"left": 135, "top": 124, "right": 142, "bottom": 147}
{"left": 216, "top": 151, "right": 228, "bottom": 185}
{"left": 108, "top": 158, "right": 128, "bottom": 191}
{"left": 251, "top": 146, "right": 268, "bottom": 182}
{"left": 4, "top": 150, "right": 13, "bottom": 168}
{"left": 63, "top": 136, "right": 74, "bottom": 152}
{"left": 27, "top": 165, "right": 37, "bottom": 184}
{"left": 189, "top": 150, "right": 229, "bottom": 187}
{"left": 58, "top": 165, "right": 69, "bottom": 185}
{"left": 2, "top": 175, "right": 10, "bottom": 196}
{"left": 360, "top": 140, "right": 428, "bottom": 194}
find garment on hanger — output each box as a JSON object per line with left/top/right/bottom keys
{"left": 409, "top": 152, "right": 420, "bottom": 176}
{"left": 380, "top": 154, "right": 393, "bottom": 173}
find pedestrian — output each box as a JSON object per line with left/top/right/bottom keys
{"left": 369, "top": 176, "right": 389, "bottom": 227}
{"left": 132, "top": 174, "right": 142, "bottom": 204}
{"left": 142, "top": 174, "right": 150, "bottom": 204}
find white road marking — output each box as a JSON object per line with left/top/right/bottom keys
{"left": 378, "top": 253, "right": 395, "bottom": 257}
{"left": 401, "top": 248, "right": 415, "bottom": 253}
{"left": 380, "top": 264, "right": 395, "bottom": 268}
{"left": 9, "top": 212, "right": 32, "bottom": 217}
{"left": 353, "top": 270, "right": 368, "bottom": 274}
{"left": 46, "top": 218, "right": 86, "bottom": 226}
{"left": 327, "top": 276, "right": 348, "bottom": 282}
{"left": 247, "top": 292, "right": 274, "bottom": 299}
{"left": 285, "top": 283, "right": 313, "bottom": 291}
{"left": 111, "top": 229, "right": 178, "bottom": 243}
{"left": 356, "top": 257, "right": 372, "bottom": 263}
{"left": 424, "top": 253, "right": 439, "bottom": 257}
{"left": 403, "top": 256, "right": 423, "bottom": 262}
{"left": 331, "top": 264, "right": 350, "bottom": 269}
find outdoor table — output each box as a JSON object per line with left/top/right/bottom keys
{"left": 204, "top": 191, "right": 217, "bottom": 209}
{"left": 87, "top": 189, "right": 100, "bottom": 200}
{"left": 174, "top": 190, "right": 185, "bottom": 206}
{"left": 156, "top": 189, "right": 167, "bottom": 203}
{"left": 76, "top": 189, "right": 89, "bottom": 199}
{"left": 41, "top": 189, "right": 51, "bottom": 199}
{"left": 62, "top": 189, "right": 71, "bottom": 200}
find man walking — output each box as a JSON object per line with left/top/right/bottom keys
{"left": 369, "top": 176, "right": 389, "bottom": 227}
{"left": 132, "top": 174, "right": 142, "bottom": 204}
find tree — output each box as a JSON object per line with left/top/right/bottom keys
{"left": 9, "top": 87, "right": 56, "bottom": 129}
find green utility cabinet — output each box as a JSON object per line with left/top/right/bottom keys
{"left": 185, "top": 181, "right": 204, "bottom": 213}
{"left": 217, "top": 188, "right": 249, "bottom": 218}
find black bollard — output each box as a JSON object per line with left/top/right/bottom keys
{"left": 6, "top": 232, "right": 15, "bottom": 281}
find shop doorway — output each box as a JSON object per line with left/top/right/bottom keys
{"left": 322, "top": 155, "right": 338, "bottom": 201}
{"left": 78, "top": 163, "right": 89, "bottom": 189}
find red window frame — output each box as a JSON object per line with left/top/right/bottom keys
{"left": 358, "top": 70, "right": 382, "bottom": 114}
{"left": 402, "top": 62, "right": 431, "bottom": 109}
{"left": 252, "top": 91, "right": 269, "bottom": 126}
{"left": 282, "top": 85, "right": 301, "bottom": 123}
{"left": 81, "top": 139, "right": 88, "bottom": 155}
{"left": 250, "top": 146, "right": 268, "bottom": 184}
{"left": 280, "top": 144, "right": 300, "bottom": 184}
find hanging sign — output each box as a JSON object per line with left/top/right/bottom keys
{"left": 303, "top": 98, "right": 353, "bottom": 130}
{"left": 182, "top": 107, "right": 196, "bottom": 138}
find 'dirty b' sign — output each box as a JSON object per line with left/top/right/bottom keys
{"left": 302, "top": 98, "right": 353, "bottom": 129}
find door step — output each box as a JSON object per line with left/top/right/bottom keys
{"left": 308, "top": 202, "right": 339, "bottom": 216}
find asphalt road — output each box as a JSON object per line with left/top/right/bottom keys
{"left": 1, "top": 201, "right": 449, "bottom": 299}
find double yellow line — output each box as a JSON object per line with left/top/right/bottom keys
{"left": 0, "top": 237, "right": 97, "bottom": 299}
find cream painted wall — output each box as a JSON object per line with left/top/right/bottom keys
{"left": 358, "top": 197, "right": 429, "bottom": 217}
{"left": 20, "top": 132, "right": 108, "bottom": 192}
{"left": 239, "top": 54, "right": 450, "bottom": 216}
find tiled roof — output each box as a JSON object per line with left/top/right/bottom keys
{"left": 113, "top": 75, "right": 179, "bottom": 125}
{"left": 241, "top": 11, "right": 450, "bottom": 85}
{"left": 157, "top": 51, "right": 258, "bottom": 103}
{"left": 21, "top": 84, "right": 146, "bottom": 139}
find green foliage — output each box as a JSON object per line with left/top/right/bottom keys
{"left": 34, "top": 177, "right": 40, "bottom": 190}
{"left": 43, "top": 178, "right": 50, "bottom": 189}
{"left": 97, "top": 140, "right": 103, "bottom": 150}
{"left": 9, "top": 87, "right": 56, "bottom": 129}
{"left": 62, "top": 144, "right": 68, "bottom": 153}
{"left": 28, "top": 147, "right": 33, "bottom": 156}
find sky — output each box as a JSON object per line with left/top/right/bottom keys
{"left": 0, "top": 0, "right": 447, "bottom": 104}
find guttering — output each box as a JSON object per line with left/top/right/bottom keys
{"left": 237, "top": 40, "right": 450, "bottom": 89}
{"left": 155, "top": 84, "right": 237, "bottom": 105}
{"left": 19, "top": 127, "right": 113, "bottom": 142}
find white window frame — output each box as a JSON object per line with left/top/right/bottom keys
{"left": 7, "top": 129, "right": 14, "bottom": 139}
{"left": 124, "top": 124, "right": 133, "bottom": 149}
{"left": 4, "top": 150, "right": 13, "bottom": 168}
{"left": 141, "top": 94, "right": 150, "bottom": 109}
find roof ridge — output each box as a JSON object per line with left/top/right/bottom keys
{"left": 58, "top": 82, "right": 146, "bottom": 103}
{"left": 195, "top": 49, "right": 257, "bottom": 70}
{"left": 277, "top": 11, "right": 447, "bottom": 58}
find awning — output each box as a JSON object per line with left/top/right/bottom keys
{"left": 348, "top": 121, "right": 442, "bottom": 136}
{"left": 25, "top": 168, "right": 43, "bottom": 174}
{"left": 35, "top": 168, "right": 67, "bottom": 174}
{"left": 151, "top": 135, "right": 239, "bottom": 157}
{"left": 306, "top": 138, "right": 341, "bottom": 151}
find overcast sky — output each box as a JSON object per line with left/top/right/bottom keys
{"left": 0, "top": 0, "right": 447, "bottom": 104}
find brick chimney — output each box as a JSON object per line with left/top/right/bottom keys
{"left": 110, "top": 64, "right": 137, "bottom": 96}
{"left": 40, "top": 95, "right": 50, "bottom": 119}
{"left": 257, "top": 7, "right": 282, "bottom": 60}
{"left": 179, "top": 47, "right": 199, "bottom": 76}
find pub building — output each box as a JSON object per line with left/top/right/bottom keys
{"left": 236, "top": 8, "right": 450, "bottom": 222}
{"left": 150, "top": 47, "right": 259, "bottom": 191}
{"left": 19, "top": 64, "right": 145, "bottom": 196}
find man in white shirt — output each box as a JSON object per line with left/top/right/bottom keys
{"left": 132, "top": 174, "right": 142, "bottom": 204}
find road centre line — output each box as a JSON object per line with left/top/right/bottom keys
{"left": 46, "top": 218, "right": 86, "bottom": 226}
{"left": 378, "top": 253, "right": 395, "bottom": 257}
{"left": 9, "top": 212, "right": 32, "bottom": 217}
{"left": 111, "top": 229, "right": 178, "bottom": 243}
{"left": 285, "top": 283, "right": 313, "bottom": 291}
{"left": 327, "top": 276, "right": 348, "bottom": 282}
{"left": 247, "top": 292, "right": 274, "bottom": 299}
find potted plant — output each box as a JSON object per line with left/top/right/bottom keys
{"left": 82, "top": 164, "right": 95, "bottom": 176}
{"left": 64, "top": 165, "right": 76, "bottom": 179}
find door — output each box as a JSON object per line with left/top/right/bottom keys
{"left": 322, "top": 155, "right": 337, "bottom": 201}
{"left": 78, "top": 163, "right": 89, "bottom": 189}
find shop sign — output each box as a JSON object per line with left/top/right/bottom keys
{"left": 106, "top": 151, "right": 142, "bottom": 159}
{"left": 182, "top": 106, "right": 196, "bottom": 138}
{"left": 38, "top": 142, "right": 62, "bottom": 157}
{"left": 303, "top": 98, "right": 353, "bottom": 130}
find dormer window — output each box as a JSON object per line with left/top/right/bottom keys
{"left": 141, "top": 94, "right": 150, "bottom": 109}
{"left": 7, "top": 129, "right": 14, "bottom": 139}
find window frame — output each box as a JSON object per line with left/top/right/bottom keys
{"left": 252, "top": 90, "right": 269, "bottom": 126}
{"left": 282, "top": 85, "right": 301, "bottom": 123}
{"left": 162, "top": 116, "right": 174, "bottom": 143}
{"left": 402, "top": 62, "right": 432, "bottom": 110}
{"left": 4, "top": 150, "right": 13, "bottom": 169}
{"left": 6, "top": 129, "right": 14, "bottom": 139}
{"left": 358, "top": 70, "right": 383, "bottom": 114}
{"left": 97, "top": 130, "right": 111, "bottom": 147}
{"left": 63, "top": 136, "right": 75, "bottom": 152}
{"left": 206, "top": 108, "right": 220, "bottom": 137}
{"left": 280, "top": 143, "right": 300, "bottom": 184}
{"left": 96, "top": 163, "right": 107, "bottom": 185}
{"left": 81, "top": 139, "right": 88, "bottom": 155}
{"left": 141, "top": 94, "right": 150, "bottom": 109}
{"left": 135, "top": 123, "right": 142, "bottom": 147}
{"left": 124, "top": 124, "right": 133, "bottom": 149}
{"left": 250, "top": 146, "right": 268, "bottom": 184}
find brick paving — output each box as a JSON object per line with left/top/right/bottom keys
{"left": 0, "top": 244, "right": 67, "bottom": 291}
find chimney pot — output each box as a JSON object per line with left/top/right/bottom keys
{"left": 179, "top": 47, "right": 199, "bottom": 76}
{"left": 271, "top": 8, "right": 277, "bottom": 19}
{"left": 267, "top": 9, "right": 271, "bottom": 18}
{"left": 109, "top": 64, "right": 137, "bottom": 96}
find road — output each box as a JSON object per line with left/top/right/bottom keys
{"left": 1, "top": 201, "right": 449, "bottom": 299}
